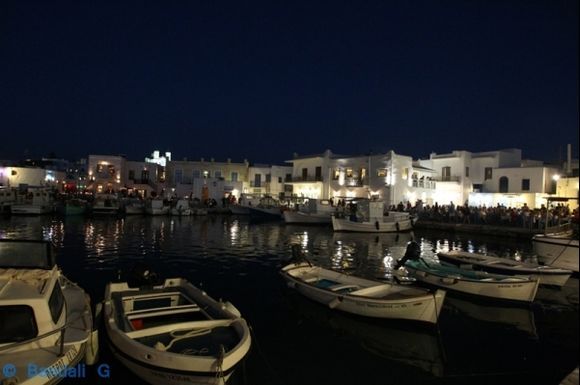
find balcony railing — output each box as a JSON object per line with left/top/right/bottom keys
{"left": 411, "top": 180, "right": 436, "bottom": 189}
{"left": 431, "top": 176, "right": 461, "bottom": 182}
{"left": 290, "top": 176, "right": 324, "bottom": 182}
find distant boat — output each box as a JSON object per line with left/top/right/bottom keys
{"left": 92, "top": 193, "right": 120, "bottom": 215}
{"left": 437, "top": 250, "right": 571, "bottom": 287}
{"left": 56, "top": 198, "right": 88, "bottom": 216}
{"left": 11, "top": 187, "right": 55, "bottom": 215}
{"left": 332, "top": 200, "right": 413, "bottom": 232}
{"left": 145, "top": 198, "right": 170, "bottom": 215}
{"left": 170, "top": 199, "right": 192, "bottom": 216}
{"left": 283, "top": 199, "right": 335, "bottom": 224}
{"left": 122, "top": 198, "right": 145, "bottom": 215}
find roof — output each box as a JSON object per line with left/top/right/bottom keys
{"left": 412, "top": 165, "right": 437, "bottom": 173}
{"left": 0, "top": 267, "right": 57, "bottom": 302}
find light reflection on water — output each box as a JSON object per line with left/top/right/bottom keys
{"left": 0, "top": 215, "right": 577, "bottom": 385}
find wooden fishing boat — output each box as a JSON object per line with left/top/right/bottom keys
{"left": 533, "top": 233, "right": 579, "bottom": 273}
{"left": 398, "top": 246, "right": 539, "bottom": 303}
{"left": 0, "top": 239, "right": 96, "bottom": 385}
{"left": 104, "top": 276, "right": 251, "bottom": 385}
{"left": 437, "top": 250, "right": 572, "bottom": 287}
{"left": 280, "top": 261, "right": 446, "bottom": 324}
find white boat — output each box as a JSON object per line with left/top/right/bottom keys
{"left": 437, "top": 250, "right": 572, "bottom": 287}
{"left": 0, "top": 240, "right": 97, "bottom": 384}
{"left": 332, "top": 200, "right": 413, "bottom": 232}
{"left": 280, "top": 253, "right": 446, "bottom": 324}
{"left": 11, "top": 187, "right": 55, "bottom": 215}
{"left": 397, "top": 243, "right": 539, "bottom": 303}
{"left": 92, "top": 193, "right": 120, "bottom": 215}
{"left": 123, "top": 198, "right": 145, "bottom": 215}
{"left": 533, "top": 233, "right": 579, "bottom": 273}
{"left": 170, "top": 199, "right": 192, "bottom": 216}
{"left": 104, "top": 277, "right": 251, "bottom": 385}
{"left": 283, "top": 199, "right": 335, "bottom": 224}
{"left": 145, "top": 199, "right": 170, "bottom": 215}
{"left": 248, "top": 196, "right": 282, "bottom": 220}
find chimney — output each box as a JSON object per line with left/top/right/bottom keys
{"left": 227, "top": 158, "right": 231, "bottom": 163}
{"left": 201, "top": 157, "right": 204, "bottom": 162}
{"left": 567, "top": 144, "right": 572, "bottom": 175}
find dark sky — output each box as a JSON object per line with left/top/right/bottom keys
{"left": 0, "top": 0, "right": 578, "bottom": 164}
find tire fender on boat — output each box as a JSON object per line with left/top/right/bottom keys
{"left": 375, "top": 221, "right": 380, "bottom": 230}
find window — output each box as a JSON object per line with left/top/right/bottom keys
{"left": 193, "top": 170, "right": 201, "bottom": 179}
{"left": 214, "top": 170, "right": 222, "bottom": 179}
{"left": 141, "top": 170, "right": 149, "bottom": 183}
{"left": 128, "top": 170, "right": 135, "bottom": 181}
{"left": 333, "top": 168, "right": 340, "bottom": 180}
{"left": 315, "top": 166, "right": 322, "bottom": 181}
{"left": 254, "top": 174, "right": 262, "bottom": 187}
{"left": 521, "top": 179, "right": 530, "bottom": 191}
{"left": 485, "top": 167, "right": 493, "bottom": 180}
{"left": 278, "top": 177, "right": 282, "bottom": 183}
{"left": 302, "top": 168, "right": 308, "bottom": 180}
{"left": 174, "top": 169, "right": 183, "bottom": 183}
{"left": 346, "top": 168, "right": 353, "bottom": 178}
{"left": 0, "top": 305, "right": 38, "bottom": 343}
{"left": 231, "top": 172, "right": 238, "bottom": 182}
{"left": 49, "top": 284, "right": 65, "bottom": 323}
{"left": 266, "top": 173, "right": 271, "bottom": 183}
{"left": 377, "top": 169, "right": 386, "bottom": 177}
{"left": 465, "top": 167, "right": 469, "bottom": 177}
{"left": 285, "top": 173, "right": 292, "bottom": 182}
{"left": 442, "top": 167, "right": 451, "bottom": 181}
{"left": 499, "top": 176, "right": 509, "bottom": 193}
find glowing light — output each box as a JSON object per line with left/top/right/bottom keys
{"left": 552, "top": 174, "right": 560, "bottom": 181}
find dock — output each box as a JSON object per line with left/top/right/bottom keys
{"left": 414, "top": 220, "right": 543, "bottom": 238}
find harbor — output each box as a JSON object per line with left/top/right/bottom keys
{"left": 0, "top": 214, "right": 578, "bottom": 385}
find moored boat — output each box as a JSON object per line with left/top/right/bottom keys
{"left": 396, "top": 242, "right": 540, "bottom": 303}
{"left": 331, "top": 200, "right": 413, "bottom": 232}
{"left": 0, "top": 239, "right": 97, "bottom": 384}
{"left": 437, "top": 250, "right": 572, "bottom": 287}
{"left": 170, "top": 199, "right": 192, "bottom": 216}
{"left": 532, "top": 233, "right": 579, "bottom": 273}
{"left": 92, "top": 193, "right": 120, "bottom": 215}
{"left": 104, "top": 275, "right": 251, "bottom": 385}
{"left": 145, "top": 198, "right": 170, "bottom": 215}
{"left": 280, "top": 247, "right": 446, "bottom": 324}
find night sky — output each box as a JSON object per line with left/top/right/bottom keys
{"left": 0, "top": 0, "right": 578, "bottom": 165}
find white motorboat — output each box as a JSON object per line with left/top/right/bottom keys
{"left": 437, "top": 250, "right": 572, "bottom": 287}
{"left": 280, "top": 248, "right": 446, "bottom": 324}
{"left": 0, "top": 239, "right": 97, "bottom": 384}
{"left": 532, "top": 233, "right": 579, "bottom": 273}
{"left": 397, "top": 243, "right": 539, "bottom": 303}
{"left": 104, "top": 276, "right": 251, "bottom": 385}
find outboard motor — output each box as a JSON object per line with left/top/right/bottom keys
{"left": 394, "top": 241, "right": 421, "bottom": 270}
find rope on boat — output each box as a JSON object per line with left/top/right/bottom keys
{"left": 214, "top": 344, "right": 225, "bottom": 382}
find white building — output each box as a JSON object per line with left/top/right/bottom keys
{"left": 286, "top": 150, "right": 438, "bottom": 207}
{"left": 0, "top": 166, "right": 65, "bottom": 190}
{"left": 87, "top": 155, "right": 127, "bottom": 193}
{"left": 247, "top": 164, "right": 292, "bottom": 199}
{"left": 145, "top": 150, "right": 172, "bottom": 167}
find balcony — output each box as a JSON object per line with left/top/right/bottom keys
{"left": 412, "top": 179, "right": 436, "bottom": 189}
{"left": 432, "top": 176, "right": 461, "bottom": 182}
{"left": 290, "top": 176, "right": 323, "bottom": 182}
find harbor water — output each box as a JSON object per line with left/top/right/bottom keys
{"left": 0, "top": 215, "right": 578, "bottom": 385}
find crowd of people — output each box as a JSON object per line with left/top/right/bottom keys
{"left": 393, "top": 200, "right": 579, "bottom": 229}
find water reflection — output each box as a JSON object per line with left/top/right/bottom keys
{"left": 0, "top": 215, "right": 577, "bottom": 385}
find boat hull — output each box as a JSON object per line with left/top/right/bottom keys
{"left": 332, "top": 216, "right": 413, "bottom": 232}
{"left": 437, "top": 251, "right": 572, "bottom": 287}
{"left": 283, "top": 211, "right": 331, "bottom": 224}
{"left": 281, "top": 264, "right": 445, "bottom": 324}
{"left": 10, "top": 205, "right": 53, "bottom": 215}
{"left": 532, "top": 235, "right": 579, "bottom": 273}
{"left": 404, "top": 263, "right": 539, "bottom": 303}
